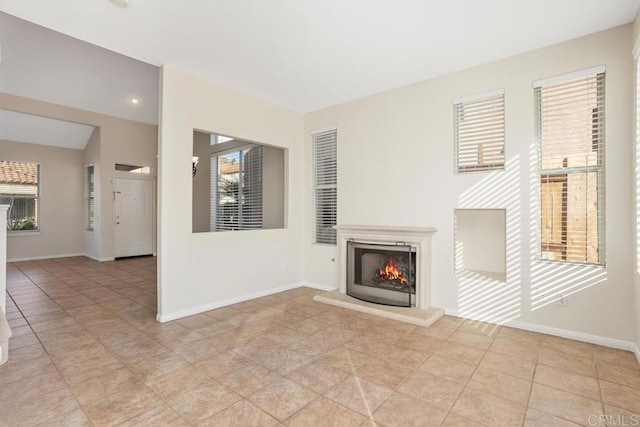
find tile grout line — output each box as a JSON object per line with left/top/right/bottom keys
{"left": 9, "top": 263, "right": 96, "bottom": 427}
{"left": 521, "top": 347, "right": 540, "bottom": 427}
{"left": 10, "top": 259, "right": 164, "bottom": 426}
{"left": 593, "top": 347, "right": 607, "bottom": 420}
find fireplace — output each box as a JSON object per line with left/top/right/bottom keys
{"left": 333, "top": 225, "right": 436, "bottom": 310}
{"left": 347, "top": 241, "right": 416, "bottom": 307}
{"left": 314, "top": 225, "right": 442, "bottom": 326}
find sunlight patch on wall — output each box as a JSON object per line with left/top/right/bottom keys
{"left": 455, "top": 155, "right": 521, "bottom": 324}
{"left": 528, "top": 143, "right": 607, "bottom": 310}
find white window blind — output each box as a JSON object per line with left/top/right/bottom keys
{"left": 536, "top": 70, "right": 605, "bottom": 265}
{"left": 454, "top": 90, "right": 505, "bottom": 172}
{"left": 313, "top": 129, "right": 337, "bottom": 245}
{"left": 87, "top": 165, "right": 95, "bottom": 231}
{"left": 210, "top": 146, "right": 263, "bottom": 231}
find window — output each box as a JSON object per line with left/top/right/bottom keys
{"left": 454, "top": 89, "right": 505, "bottom": 172}
{"left": 313, "top": 128, "right": 337, "bottom": 245}
{"left": 87, "top": 165, "right": 95, "bottom": 231}
{"left": 193, "top": 131, "right": 285, "bottom": 233}
{"left": 535, "top": 67, "right": 605, "bottom": 264}
{"left": 0, "top": 161, "right": 40, "bottom": 232}
{"left": 210, "top": 146, "right": 263, "bottom": 231}
{"left": 211, "top": 134, "right": 234, "bottom": 145}
{"left": 115, "top": 164, "right": 151, "bottom": 174}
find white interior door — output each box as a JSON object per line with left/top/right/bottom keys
{"left": 115, "top": 177, "right": 153, "bottom": 258}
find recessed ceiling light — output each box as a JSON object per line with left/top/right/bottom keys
{"left": 111, "top": 0, "right": 130, "bottom": 8}
{"left": 130, "top": 97, "right": 140, "bottom": 105}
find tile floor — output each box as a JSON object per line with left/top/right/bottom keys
{"left": 1, "top": 256, "right": 639, "bottom": 426}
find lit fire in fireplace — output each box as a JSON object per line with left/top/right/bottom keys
{"left": 377, "top": 258, "right": 408, "bottom": 285}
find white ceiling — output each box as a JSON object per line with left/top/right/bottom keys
{"left": 0, "top": 110, "right": 95, "bottom": 150}
{"left": 0, "top": 12, "right": 159, "bottom": 125}
{"left": 0, "top": 0, "right": 638, "bottom": 113}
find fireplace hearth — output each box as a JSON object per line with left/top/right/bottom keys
{"left": 347, "top": 241, "right": 416, "bottom": 307}
{"left": 313, "top": 224, "right": 442, "bottom": 326}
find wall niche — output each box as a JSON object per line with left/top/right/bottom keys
{"left": 454, "top": 209, "right": 506, "bottom": 282}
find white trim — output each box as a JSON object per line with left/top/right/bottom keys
{"left": 532, "top": 65, "right": 606, "bottom": 88}
{"left": 7, "top": 231, "right": 41, "bottom": 237}
{"left": 157, "top": 281, "right": 306, "bottom": 322}
{"left": 506, "top": 320, "right": 636, "bottom": 352}
{"left": 633, "top": 34, "right": 640, "bottom": 60}
{"left": 82, "top": 253, "right": 115, "bottom": 262}
{"left": 445, "top": 308, "right": 637, "bottom": 353}
{"left": 453, "top": 88, "right": 504, "bottom": 105}
{"left": 302, "top": 281, "right": 338, "bottom": 292}
{"left": 310, "top": 125, "right": 338, "bottom": 136}
{"left": 7, "top": 253, "right": 84, "bottom": 262}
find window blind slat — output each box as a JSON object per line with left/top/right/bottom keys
{"left": 313, "top": 129, "right": 337, "bottom": 245}
{"left": 87, "top": 165, "right": 95, "bottom": 231}
{"left": 454, "top": 91, "right": 505, "bottom": 172}
{"left": 536, "top": 71, "right": 605, "bottom": 265}
{"left": 210, "top": 145, "right": 263, "bottom": 232}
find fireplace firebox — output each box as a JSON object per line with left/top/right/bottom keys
{"left": 347, "top": 240, "right": 416, "bottom": 307}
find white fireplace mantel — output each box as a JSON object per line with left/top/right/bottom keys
{"left": 334, "top": 224, "right": 437, "bottom": 309}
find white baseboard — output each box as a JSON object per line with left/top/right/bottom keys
{"left": 7, "top": 253, "right": 84, "bottom": 262}
{"left": 7, "top": 253, "right": 117, "bottom": 263}
{"left": 82, "top": 254, "right": 115, "bottom": 262}
{"left": 445, "top": 308, "right": 638, "bottom": 354}
{"left": 157, "top": 282, "right": 306, "bottom": 322}
{"left": 301, "top": 281, "right": 338, "bottom": 292}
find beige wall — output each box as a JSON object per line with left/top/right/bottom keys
{"left": 634, "top": 8, "right": 640, "bottom": 357}
{"left": 192, "top": 131, "right": 211, "bottom": 233}
{"left": 263, "top": 145, "right": 285, "bottom": 229}
{"left": 158, "top": 65, "right": 303, "bottom": 320}
{"left": 0, "top": 93, "right": 158, "bottom": 261}
{"left": 1, "top": 139, "right": 84, "bottom": 260}
{"left": 634, "top": 7, "right": 640, "bottom": 43}
{"left": 304, "top": 25, "right": 636, "bottom": 343}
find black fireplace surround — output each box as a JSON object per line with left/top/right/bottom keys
{"left": 346, "top": 240, "right": 416, "bottom": 307}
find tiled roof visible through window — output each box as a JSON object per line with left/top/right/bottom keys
{"left": 0, "top": 161, "right": 38, "bottom": 185}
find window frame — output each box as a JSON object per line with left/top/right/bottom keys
{"left": 312, "top": 127, "right": 338, "bottom": 246}
{"left": 534, "top": 66, "right": 606, "bottom": 266}
{"left": 453, "top": 89, "right": 506, "bottom": 173}
{"left": 86, "top": 165, "right": 95, "bottom": 232}
{"left": 209, "top": 145, "right": 263, "bottom": 232}
{"left": 0, "top": 161, "right": 41, "bottom": 234}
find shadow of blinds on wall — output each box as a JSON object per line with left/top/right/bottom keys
{"left": 312, "top": 128, "right": 337, "bottom": 245}
{"left": 535, "top": 66, "right": 605, "bottom": 265}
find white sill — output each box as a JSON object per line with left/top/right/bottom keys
{"left": 312, "top": 242, "right": 337, "bottom": 247}
{"left": 8, "top": 231, "right": 41, "bottom": 237}
{"left": 535, "top": 259, "right": 606, "bottom": 268}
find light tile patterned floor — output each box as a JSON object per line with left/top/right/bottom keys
{"left": 1, "top": 256, "right": 639, "bottom": 426}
